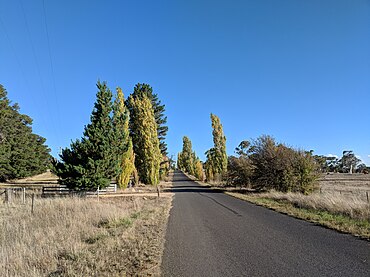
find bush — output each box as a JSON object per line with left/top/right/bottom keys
{"left": 230, "top": 135, "right": 319, "bottom": 194}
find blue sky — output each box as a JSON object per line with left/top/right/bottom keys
{"left": 0, "top": 0, "right": 369, "bottom": 164}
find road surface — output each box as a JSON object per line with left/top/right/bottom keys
{"left": 161, "top": 171, "right": 369, "bottom": 276}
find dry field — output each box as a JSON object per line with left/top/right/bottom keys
{"left": 0, "top": 195, "right": 172, "bottom": 276}
{"left": 319, "top": 173, "right": 370, "bottom": 201}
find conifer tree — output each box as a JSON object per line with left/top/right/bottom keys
{"left": 113, "top": 88, "right": 134, "bottom": 188}
{"left": 55, "top": 81, "right": 120, "bottom": 190}
{"left": 0, "top": 85, "right": 51, "bottom": 181}
{"left": 127, "top": 93, "right": 161, "bottom": 185}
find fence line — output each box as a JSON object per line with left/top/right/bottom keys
{"left": 41, "top": 183, "right": 117, "bottom": 197}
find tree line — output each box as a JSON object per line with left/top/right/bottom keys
{"left": 54, "top": 82, "right": 169, "bottom": 190}
{"left": 177, "top": 113, "right": 369, "bottom": 194}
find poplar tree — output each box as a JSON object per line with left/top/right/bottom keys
{"left": 179, "top": 136, "right": 195, "bottom": 175}
{"left": 205, "top": 114, "right": 227, "bottom": 181}
{"left": 194, "top": 156, "right": 204, "bottom": 181}
{"left": 177, "top": 152, "right": 184, "bottom": 170}
{"left": 0, "top": 85, "right": 51, "bottom": 181}
{"left": 127, "top": 94, "right": 161, "bottom": 185}
{"left": 113, "top": 88, "right": 134, "bottom": 188}
{"left": 127, "top": 83, "right": 168, "bottom": 156}
{"left": 55, "top": 81, "right": 120, "bottom": 190}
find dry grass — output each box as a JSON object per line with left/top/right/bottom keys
{"left": 259, "top": 191, "right": 370, "bottom": 220}
{"left": 319, "top": 173, "right": 370, "bottom": 202}
{"left": 0, "top": 195, "right": 172, "bottom": 276}
{"left": 227, "top": 191, "right": 370, "bottom": 239}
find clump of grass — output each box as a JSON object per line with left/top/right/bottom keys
{"left": 227, "top": 191, "right": 370, "bottom": 239}
{"left": 0, "top": 196, "right": 172, "bottom": 276}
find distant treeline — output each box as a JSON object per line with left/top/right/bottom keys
{"left": 177, "top": 114, "right": 368, "bottom": 194}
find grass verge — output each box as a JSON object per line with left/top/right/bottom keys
{"left": 226, "top": 191, "right": 370, "bottom": 240}
{"left": 0, "top": 195, "right": 172, "bottom": 276}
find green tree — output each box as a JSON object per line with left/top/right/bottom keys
{"left": 113, "top": 88, "right": 135, "bottom": 189}
{"left": 247, "top": 135, "right": 319, "bottom": 194}
{"left": 338, "top": 151, "right": 361, "bottom": 173}
{"left": 0, "top": 85, "right": 51, "bottom": 181}
{"left": 227, "top": 141, "right": 254, "bottom": 187}
{"left": 55, "top": 81, "right": 120, "bottom": 190}
{"left": 127, "top": 93, "right": 161, "bottom": 185}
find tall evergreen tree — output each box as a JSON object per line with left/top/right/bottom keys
{"left": 113, "top": 88, "right": 134, "bottom": 188}
{"left": 55, "top": 81, "right": 120, "bottom": 190}
{"left": 126, "top": 83, "right": 168, "bottom": 156}
{"left": 0, "top": 85, "right": 51, "bottom": 181}
{"left": 127, "top": 93, "right": 161, "bottom": 185}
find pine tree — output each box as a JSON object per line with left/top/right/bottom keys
{"left": 0, "top": 85, "right": 51, "bottom": 181}
{"left": 127, "top": 83, "right": 168, "bottom": 156}
{"left": 127, "top": 93, "right": 161, "bottom": 185}
{"left": 113, "top": 88, "right": 134, "bottom": 189}
{"left": 55, "top": 81, "right": 120, "bottom": 190}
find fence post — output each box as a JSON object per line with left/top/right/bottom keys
{"left": 366, "top": 192, "right": 369, "bottom": 203}
{"left": 22, "top": 188, "right": 26, "bottom": 204}
{"left": 157, "top": 185, "right": 160, "bottom": 198}
{"left": 5, "top": 189, "right": 11, "bottom": 204}
{"left": 97, "top": 186, "right": 100, "bottom": 202}
{"left": 31, "top": 193, "right": 35, "bottom": 214}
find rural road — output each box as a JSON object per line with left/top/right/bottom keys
{"left": 161, "top": 171, "right": 370, "bottom": 276}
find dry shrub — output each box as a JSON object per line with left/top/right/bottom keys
{"left": 0, "top": 195, "right": 171, "bottom": 276}
{"left": 262, "top": 191, "right": 370, "bottom": 220}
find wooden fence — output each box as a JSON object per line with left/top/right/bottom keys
{"left": 41, "top": 183, "right": 117, "bottom": 197}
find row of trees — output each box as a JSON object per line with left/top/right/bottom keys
{"left": 178, "top": 114, "right": 321, "bottom": 194}
{"left": 177, "top": 136, "right": 203, "bottom": 180}
{"left": 312, "top": 151, "right": 366, "bottom": 173}
{"left": 54, "top": 81, "right": 168, "bottom": 190}
{"left": 0, "top": 85, "right": 51, "bottom": 181}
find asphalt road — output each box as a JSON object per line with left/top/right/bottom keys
{"left": 161, "top": 171, "right": 370, "bottom": 277}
